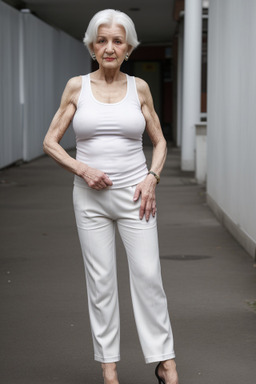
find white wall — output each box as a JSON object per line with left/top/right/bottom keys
{"left": 207, "top": 0, "right": 256, "bottom": 257}
{"left": 0, "top": 1, "right": 90, "bottom": 168}
{"left": 0, "top": 3, "right": 23, "bottom": 168}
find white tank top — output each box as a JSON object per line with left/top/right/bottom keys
{"left": 72, "top": 74, "right": 148, "bottom": 189}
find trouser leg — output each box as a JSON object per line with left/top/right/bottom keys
{"left": 73, "top": 186, "right": 120, "bottom": 363}
{"left": 117, "top": 220, "right": 175, "bottom": 364}
{"left": 73, "top": 184, "right": 175, "bottom": 364}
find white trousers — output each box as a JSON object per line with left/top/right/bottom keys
{"left": 73, "top": 184, "right": 175, "bottom": 364}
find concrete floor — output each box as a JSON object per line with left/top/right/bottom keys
{"left": 1, "top": 147, "right": 256, "bottom": 384}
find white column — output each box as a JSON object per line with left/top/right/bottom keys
{"left": 181, "top": 0, "right": 202, "bottom": 171}
{"left": 177, "top": 19, "right": 184, "bottom": 147}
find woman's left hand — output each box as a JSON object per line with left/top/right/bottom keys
{"left": 133, "top": 174, "right": 157, "bottom": 221}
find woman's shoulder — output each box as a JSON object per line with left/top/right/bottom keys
{"left": 134, "top": 77, "right": 151, "bottom": 104}
{"left": 134, "top": 77, "right": 150, "bottom": 94}
{"left": 65, "top": 75, "right": 89, "bottom": 104}
{"left": 65, "top": 75, "right": 83, "bottom": 92}
{"left": 60, "top": 76, "right": 86, "bottom": 107}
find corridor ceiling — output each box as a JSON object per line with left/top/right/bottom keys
{"left": 3, "top": 0, "right": 177, "bottom": 44}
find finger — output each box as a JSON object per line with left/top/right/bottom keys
{"left": 145, "top": 200, "right": 153, "bottom": 222}
{"left": 152, "top": 200, "right": 156, "bottom": 217}
{"left": 133, "top": 186, "right": 141, "bottom": 201}
{"left": 99, "top": 177, "right": 109, "bottom": 187}
{"left": 98, "top": 182, "right": 107, "bottom": 189}
{"left": 139, "top": 197, "right": 147, "bottom": 220}
{"left": 92, "top": 175, "right": 112, "bottom": 189}
{"left": 88, "top": 178, "right": 106, "bottom": 190}
{"left": 103, "top": 174, "right": 113, "bottom": 186}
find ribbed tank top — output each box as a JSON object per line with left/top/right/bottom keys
{"left": 72, "top": 74, "right": 148, "bottom": 189}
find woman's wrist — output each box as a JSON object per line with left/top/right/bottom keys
{"left": 148, "top": 170, "right": 160, "bottom": 184}
{"left": 76, "top": 161, "right": 89, "bottom": 178}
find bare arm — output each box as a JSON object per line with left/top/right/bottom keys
{"left": 43, "top": 76, "right": 80, "bottom": 173}
{"left": 43, "top": 76, "right": 112, "bottom": 189}
{"left": 134, "top": 77, "right": 167, "bottom": 220}
{"left": 138, "top": 78, "right": 167, "bottom": 175}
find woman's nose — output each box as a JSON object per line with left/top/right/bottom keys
{"left": 105, "top": 42, "right": 114, "bottom": 53}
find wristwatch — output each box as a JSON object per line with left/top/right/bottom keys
{"left": 148, "top": 170, "right": 160, "bottom": 184}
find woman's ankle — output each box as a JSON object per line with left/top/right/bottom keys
{"left": 101, "top": 362, "right": 117, "bottom": 370}
{"left": 161, "top": 359, "right": 177, "bottom": 370}
{"left": 101, "top": 362, "right": 118, "bottom": 383}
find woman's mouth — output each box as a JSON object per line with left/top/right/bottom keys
{"left": 104, "top": 57, "right": 115, "bottom": 62}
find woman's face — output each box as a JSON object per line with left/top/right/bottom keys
{"left": 92, "top": 24, "right": 130, "bottom": 69}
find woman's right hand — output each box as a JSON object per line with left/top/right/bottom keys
{"left": 77, "top": 162, "right": 113, "bottom": 190}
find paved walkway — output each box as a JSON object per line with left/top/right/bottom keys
{"left": 1, "top": 147, "right": 256, "bottom": 384}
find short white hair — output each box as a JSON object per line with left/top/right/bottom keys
{"left": 83, "top": 9, "right": 140, "bottom": 56}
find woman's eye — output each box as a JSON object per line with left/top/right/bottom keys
{"left": 115, "top": 40, "right": 122, "bottom": 44}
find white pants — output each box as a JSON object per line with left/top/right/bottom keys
{"left": 73, "top": 184, "right": 175, "bottom": 364}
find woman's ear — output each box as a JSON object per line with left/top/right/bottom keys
{"left": 89, "top": 43, "right": 94, "bottom": 55}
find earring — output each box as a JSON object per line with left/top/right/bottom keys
{"left": 91, "top": 52, "right": 96, "bottom": 60}
{"left": 125, "top": 53, "right": 129, "bottom": 61}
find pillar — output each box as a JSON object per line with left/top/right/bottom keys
{"left": 177, "top": 19, "right": 184, "bottom": 147}
{"left": 181, "top": 0, "right": 202, "bottom": 171}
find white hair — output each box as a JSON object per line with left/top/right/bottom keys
{"left": 83, "top": 9, "right": 140, "bottom": 56}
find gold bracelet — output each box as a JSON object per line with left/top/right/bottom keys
{"left": 148, "top": 170, "right": 160, "bottom": 184}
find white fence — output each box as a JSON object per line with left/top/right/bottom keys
{"left": 0, "top": 2, "right": 90, "bottom": 168}
{"left": 207, "top": 0, "right": 256, "bottom": 257}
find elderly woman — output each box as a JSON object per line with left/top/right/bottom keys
{"left": 43, "top": 9, "right": 178, "bottom": 384}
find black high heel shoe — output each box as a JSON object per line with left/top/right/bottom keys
{"left": 155, "top": 362, "right": 165, "bottom": 384}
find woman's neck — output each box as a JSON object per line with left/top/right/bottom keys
{"left": 91, "top": 68, "right": 125, "bottom": 84}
